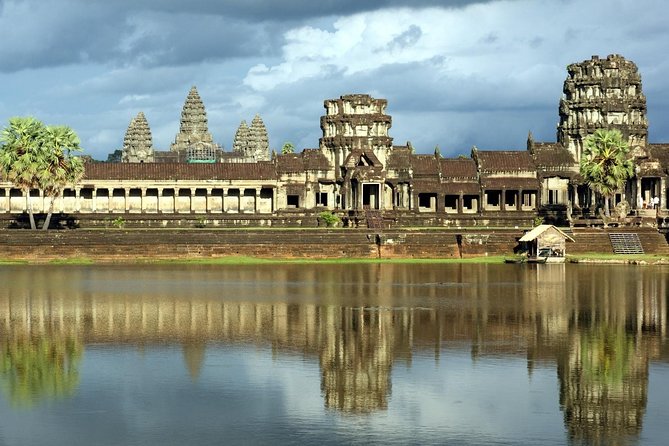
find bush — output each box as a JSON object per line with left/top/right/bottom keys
{"left": 319, "top": 211, "right": 340, "bottom": 227}
{"left": 112, "top": 217, "right": 126, "bottom": 229}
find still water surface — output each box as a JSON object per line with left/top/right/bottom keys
{"left": 0, "top": 263, "right": 668, "bottom": 445}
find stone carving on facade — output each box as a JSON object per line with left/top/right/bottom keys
{"left": 557, "top": 54, "right": 648, "bottom": 161}
{"left": 121, "top": 112, "right": 154, "bottom": 163}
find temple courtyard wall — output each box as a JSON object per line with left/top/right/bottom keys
{"left": 1, "top": 227, "right": 667, "bottom": 262}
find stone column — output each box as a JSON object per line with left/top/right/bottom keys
{"left": 92, "top": 187, "right": 98, "bottom": 213}
{"left": 636, "top": 177, "right": 642, "bottom": 209}
{"left": 140, "top": 188, "right": 147, "bottom": 212}
{"left": 206, "top": 188, "right": 213, "bottom": 213}
{"left": 124, "top": 188, "right": 130, "bottom": 213}
{"left": 59, "top": 190, "right": 65, "bottom": 213}
{"left": 272, "top": 187, "right": 277, "bottom": 213}
{"left": 661, "top": 177, "right": 667, "bottom": 210}
{"left": 4, "top": 188, "right": 9, "bottom": 213}
{"left": 173, "top": 188, "right": 178, "bottom": 213}
{"left": 255, "top": 188, "right": 261, "bottom": 213}
{"left": 190, "top": 188, "right": 197, "bottom": 213}
{"left": 238, "top": 189, "right": 243, "bottom": 213}
{"left": 157, "top": 187, "right": 163, "bottom": 213}
{"left": 222, "top": 188, "right": 228, "bottom": 213}
{"left": 517, "top": 189, "right": 523, "bottom": 211}
{"left": 573, "top": 184, "right": 580, "bottom": 208}
{"left": 458, "top": 193, "right": 464, "bottom": 214}
{"left": 501, "top": 188, "right": 506, "bottom": 211}
{"left": 379, "top": 184, "right": 384, "bottom": 211}
{"left": 75, "top": 187, "right": 81, "bottom": 212}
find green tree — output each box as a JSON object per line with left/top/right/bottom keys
{"left": 579, "top": 129, "right": 634, "bottom": 217}
{"left": 281, "top": 142, "right": 295, "bottom": 154}
{"left": 0, "top": 117, "right": 44, "bottom": 229}
{"left": 0, "top": 117, "right": 84, "bottom": 229}
{"left": 39, "top": 125, "right": 85, "bottom": 230}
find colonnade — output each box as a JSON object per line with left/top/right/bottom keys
{"left": 0, "top": 185, "right": 275, "bottom": 214}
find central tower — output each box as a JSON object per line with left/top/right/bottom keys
{"left": 170, "top": 86, "right": 219, "bottom": 162}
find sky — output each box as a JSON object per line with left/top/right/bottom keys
{"left": 0, "top": 0, "right": 667, "bottom": 160}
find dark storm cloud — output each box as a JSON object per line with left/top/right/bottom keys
{"left": 85, "top": 0, "right": 503, "bottom": 21}
{"left": 0, "top": 1, "right": 281, "bottom": 72}
{"left": 0, "top": 0, "right": 504, "bottom": 72}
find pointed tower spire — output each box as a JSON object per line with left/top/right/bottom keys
{"left": 249, "top": 114, "right": 270, "bottom": 161}
{"left": 122, "top": 112, "right": 154, "bottom": 162}
{"left": 170, "top": 86, "right": 217, "bottom": 158}
{"left": 179, "top": 86, "right": 208, "bottom": 135}
{"left": 232, "top": 120, "right": 250, "bottom": 154}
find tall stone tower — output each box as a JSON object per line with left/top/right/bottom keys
{"left": 231, "top": 115, "right": 270, "bottom": 161}
{"left": 232, "top": 120, "right": 250, "bottom": 154}
{"left": 319, "top": 94, "right": 393, "bottom": 173}
{"left": 557, "top": 54, "right": 648, "bottom": 161}
{"left": 121, "top": 112, "right": 154, "bottom": 163}
{"left": 170, "top": 86, "right": 218, "bottom": 162}
{"left": 248, "top": 114, "right": 270, "bottom": 161}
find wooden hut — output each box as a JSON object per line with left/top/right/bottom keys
{"left": 519, "top": 225, "right": 574, "bottom": 263}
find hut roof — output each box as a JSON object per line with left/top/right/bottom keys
{"left": 519, "top": 224, "right": 575, "bottom": 242}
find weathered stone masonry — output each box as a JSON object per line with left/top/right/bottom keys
{"left": 2, "top": 55, "right": 669, "bottom": 228}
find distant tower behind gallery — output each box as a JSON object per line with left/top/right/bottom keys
{"left": 121, "top": 112, "right": 154, "bottom": 163}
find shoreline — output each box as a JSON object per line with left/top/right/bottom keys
{"left": 2, "top": 254, "right": 669, "bottom": 266}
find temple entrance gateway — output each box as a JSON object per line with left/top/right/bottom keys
{"left": 362, "top": 183, "right": 380, "bottom": 210}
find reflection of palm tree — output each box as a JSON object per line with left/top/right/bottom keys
{"left": 559, "top": 326, "right": 648, "bottom": 445}
{"left": 0, "top": 335, "right": 83, "bottom": 407}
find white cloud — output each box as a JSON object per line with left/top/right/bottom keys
{"left": 119, "top": 94, "right": 151, "bottom": 104}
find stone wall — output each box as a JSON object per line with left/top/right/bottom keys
{"left": 0, "top": 228, "right": 525, "bottom": 262}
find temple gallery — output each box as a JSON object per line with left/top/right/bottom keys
{"left": 1, "top": 54, "right": 667, "bottom": 229}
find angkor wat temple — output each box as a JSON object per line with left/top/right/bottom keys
{"left": 2, "top": 54, "right": 668, "bottom": 228}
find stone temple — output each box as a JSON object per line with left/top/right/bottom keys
{"left": 1, "top": 54, "right": 669, "bottom": 229}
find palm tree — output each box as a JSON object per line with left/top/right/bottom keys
{"left": 0, "top": 118, "right": 85, "bottom": 230}
{"left": 39, "top": 125, "right": 85, "bottom": 230}
{"left": 0, "top": 117, "right": 46, "bottom": 229}
{"left": 579, "top": 129, "right": 634, "bottom": 217}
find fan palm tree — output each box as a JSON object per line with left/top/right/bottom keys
{"left": 579, "top": 129, "right": 634, "bottom": 217}
{"left": 0, "top": 117, "right": 46, "bottom": 229}
{"left": 39, "top": 125, "right": 85, "bottom": 230}
{"left": 0, "top": 117, "right": 85, "bottom": 229}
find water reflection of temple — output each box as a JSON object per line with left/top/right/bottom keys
{"left": 0, "top": 265, "right": 667, "bottom": 432}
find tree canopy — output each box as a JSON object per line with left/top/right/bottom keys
{"left": 579, "top": 129, "right": 634, "bottom": 217}
{"left": 281, "top": 142, "right": 295, "bottom": 154}
{"left": 0, "top": 117, "right": 84, "bottom": 229}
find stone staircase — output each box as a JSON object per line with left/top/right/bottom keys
{"left": 570, "top": 228, "right": 669, "bottom": 255}
{"left": 364, "top": 208, "right": 384, "bottom": 229}
{"left": 609, "top": 233, "right": 644, "bottom": 254}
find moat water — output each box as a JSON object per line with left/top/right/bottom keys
{"left": 0, "top": 263, "right": 668, "bottom": 445}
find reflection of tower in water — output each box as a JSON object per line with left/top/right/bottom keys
{"left": 319, "top": 307, "right": 394, "bottom": 413}
{"left": 558, "top": 327, "right": 648, "bottom": 445}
